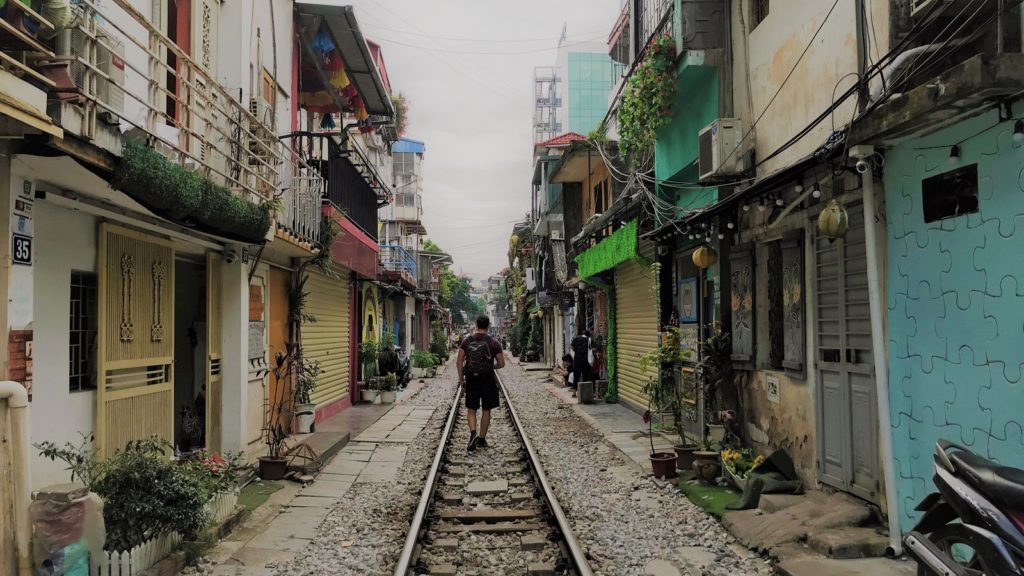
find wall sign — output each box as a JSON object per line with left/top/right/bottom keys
{"left": 12, "top": 234, "right": 31, "bottom": 265}
{"left": 766, "top": 374, "right": 780, "bottom": 404}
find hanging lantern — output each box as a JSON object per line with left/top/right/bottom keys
{"left": 817, "top": 198, "right": 849, "bottom": 241}
{"left": 510, "top": 234, "right": 520, "bottom": 247}
{"left": 692, "top": 245, "right": 718, "bottom": 269}
{"left": 537, "top": 309, "right": 544, "bottom": 318}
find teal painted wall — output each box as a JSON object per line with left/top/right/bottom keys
{"left": 887, "top": 108, "right": 1024, "bottom": 530}
{"left": 567, "top": 52, "right": 620, "bottom": 134}
{"left": 654, "top": 61, "right": 719, "bottom": 219}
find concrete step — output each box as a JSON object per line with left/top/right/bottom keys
{"left": 808, "top": 527, "right": 889, "bottom": 559}
{"left": 774, "top": 553, "right": 915, "bottom": 576}
{"left": 722, "top": 490, "right": 873, "bottom": 553}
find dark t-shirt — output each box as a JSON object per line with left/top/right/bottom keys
{"left": 459, "top": 333, "right": 503, "bottom": 359}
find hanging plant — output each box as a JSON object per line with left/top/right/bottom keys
{"left": 391, "top": 93, "right": 409, "bottom": 137}
{"left": 617, "top": 34, "right": 677, "bottom": 162}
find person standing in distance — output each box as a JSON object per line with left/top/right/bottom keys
{"left": 457, "top": 315, "right": 505, "bottom": 452}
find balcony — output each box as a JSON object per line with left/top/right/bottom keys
{"left": 389, "top": 191, "right": 422, "bottom": 223}
{"left": 277, "top": 151, "right": 326, "bottom": 249}
{"left": 379, "top": 244, "right": 418, "bottom": 289}
{"left": 2, "top": 0, "right": 290, "bottom": 206}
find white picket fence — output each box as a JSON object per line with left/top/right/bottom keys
{"left": 90, "top": 490, "right": 239, "bottom": 576}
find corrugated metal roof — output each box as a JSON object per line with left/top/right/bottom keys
{"left": 392, "top": 138, "right": 426, "bottom": 154}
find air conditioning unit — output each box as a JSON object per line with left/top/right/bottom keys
{"left": 62, "top": 25, "right": 125, "bottom": 125}
{"left": 698, "top": 118, "right": 744, "bottom": 182}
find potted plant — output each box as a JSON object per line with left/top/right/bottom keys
{"left": 721, "top": 448, "right": 765, "bottom": 490}
{"left": 260, "top": 351, "right": 293, "bottom": 480}
{"left": 377, "top": 331, "right": 398, "bottom": 376}
{"left": 379, "top": 373, "right": 398, "bottom": 404}
{"left": 697, "top": 331, "right": 733, "bottom": 444}
{"left": 293, "top": 359, "right": 320, "bottom": 434}
{"left": 692, "top": 437, "right": 722, "bottom": 484}
{"left": 411, "top": 349, "right": 435, "bottom": 378}
{"left": 639, "top": 327, "right": 690, "bottom": 479}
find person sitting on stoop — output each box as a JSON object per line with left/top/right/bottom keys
{"left": 456, "top": 315, "right": 505, "bottom": 452}
{"left": 555, "top": 354, "right": 574, "bottom": 387}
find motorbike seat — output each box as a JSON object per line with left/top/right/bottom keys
{"left": 949, "top": 449, "right": 1024, "bottom": 509}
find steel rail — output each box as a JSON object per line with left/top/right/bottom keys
{"left": 496, "top": 371, "right": 595, "bottom": 576}
{"left": 392, "top": 383, "right": 462, "bottom": 576}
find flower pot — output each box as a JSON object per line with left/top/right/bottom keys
{"left": 294, "top": 403, "right": 316, "bottom": 434}
{"left": 649, "top": 451, "right": 678, "bottom": 479}
{"left": 578, "top": 381, "right": 595, "bottom": 404}
{"left": 692, "top": 451, "right": 721, "bottom": 484}
{"left": 258, "top": 456, "right": 288, "bottom": 480}
{"left": 360, "top": 388, "right": 377, "bottom": 403}
{"left": 707, "top": 424, "right": 726, "bottom": 443}
{"left": 380, "top": 390, "right": 396, "bottom": 404}
{"left": 673, "top": 445, "right": 700, "bottom": 471}
{"left": 412, "top": 367, "right": 426, "bottom": 378}
{"left": 724, "top": 465, "right": 749, "bottom": 491}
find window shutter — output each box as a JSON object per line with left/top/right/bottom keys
{"left": 729, "top": 246, "right": 754, "bottom": 363}
{"left": 781, "top": 238, "right": 805, "bottom": 373}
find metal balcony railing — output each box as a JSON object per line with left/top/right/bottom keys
{"left": 278, "top": 156, "right": 325, "bottom": 244}
{"left": 380, "top": 244, "right": 417, "bottom": 285}
{"left": 35, "top": 0, "right": 286, "bottom": 202}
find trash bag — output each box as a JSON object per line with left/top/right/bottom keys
{"left": 30, "top": 487, "right": 104, "bottom": 576}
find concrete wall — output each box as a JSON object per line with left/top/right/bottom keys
{"left": 730, "top": 0, "right": 890, "bottom": 174}
{"left": 887, "top": 108, "right": 1024, "bottom": 529}
{"left": 27, "top": 199, "right": 98, "bottom": 489}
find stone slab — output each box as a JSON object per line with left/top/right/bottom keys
{"left": 775, "top": 554, "right": 916, "bottom": 576}
{"left": 436, "top": 538, "right": 459, "bottom": 551}
{"left": 520, "top": 534, "right": 546, "bottom": 551}
{"left": 466, "top": 479, "right": 509, "bottom": 495}
{"left": 429, "top": 565, "right": 458, "bottom": 576}
{"left": 288, "top": 495, "right": 337, "bottom": 508}
{"left": 675, "top": 546, "right": 718, "bottom": 575}
{"left": 722, "top": 490, "right": 873, "bottom": 553}
{"left": 807, "top": 527, "right": 889, "bottom": 559}
{"left": 439, "top": 509, "right": 539, "bottom": 522}
{"left": 643, "top": 559, "right": 682, "bottom": 576}
{"left": 527, "top": 563, "right": 556, "bottom": 576}
{"left": 321, "top": 459, "right": 367, "bottom": 476}
{"left": 759, "top": 493, "right": 806, "bottom": 514}
{"left": 436, "top": 522, "right": 544, "bottom": 533}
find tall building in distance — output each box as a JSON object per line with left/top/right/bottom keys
{"left": 532, "top": 29, "right": 623, "bottom": 143}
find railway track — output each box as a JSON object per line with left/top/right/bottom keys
{"left": 393, "top": 370, "right": 593, "bottom": 576}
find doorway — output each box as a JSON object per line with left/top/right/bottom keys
{"left": 814, "top": 201, "right": 880, "bottom": 502}
{"left": 174, "top": 258, "right": 207, "bottom": 452}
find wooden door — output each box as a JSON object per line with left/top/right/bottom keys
{"left": 97, "top": 224, "right": 175, "bottom": 457}
{"left": 815, "top": 202, "right": 879, "bottom": 502}
{"left": 206, "top": 252, "right": 222, "bottom": 453}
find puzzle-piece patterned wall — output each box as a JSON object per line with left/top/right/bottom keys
{"left": 886, "top": 109, "right": 1024, "bottom": 531}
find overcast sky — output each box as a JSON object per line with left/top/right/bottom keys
{"left": 346, "top": 0, "right": 622, "bottom": 281}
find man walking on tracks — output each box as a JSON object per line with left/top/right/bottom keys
{"left": 457, "top": 315, "right": 505, "bottom": 452}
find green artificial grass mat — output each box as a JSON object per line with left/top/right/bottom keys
{"left": 238, "top": 480, "right": 283, "bottom": 512}
{"left": 677, "top": 478, "right": 741, "bottom": 518}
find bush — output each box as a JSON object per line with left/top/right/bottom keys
{"left": 94, "top": 438, "right": 209, "bottom": 551}
{"left": 411, "top": 349, "right": 437, "bottom": 369}
{"left": 35, "top": 436, "right": 242, "bottom": 552}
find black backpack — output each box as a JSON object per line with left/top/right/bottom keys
{"left": 464, "top": 335, "right": 494, "bottom": 375}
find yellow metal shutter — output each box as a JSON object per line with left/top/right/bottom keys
{"left": 303, "top": 268, "right": 351, "bottom": 407}
{"left": 615, "top": 245, "right": 658, "bottom": 411}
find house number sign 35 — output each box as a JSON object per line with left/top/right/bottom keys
{"left": 12, "top": 234, "right": 31, "bottom": 265}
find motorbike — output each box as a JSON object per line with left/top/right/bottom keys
{"left": 904, "top": 439, "right": 1024, "bottom": 575}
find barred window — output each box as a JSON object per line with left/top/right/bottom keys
{"left": 70, "top": 271, "right": 98, "bottom": 392}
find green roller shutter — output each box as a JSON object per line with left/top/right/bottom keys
{"left": 615, "top": 243, "right": 658, "bottom": 411}
{"left": 303, "top": 268, "right": 351, "bottom": 407}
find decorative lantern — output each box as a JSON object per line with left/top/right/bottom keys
{"left": 537, "top": 309, "right": 544, "bottom": 318}
{"left": 817, "top": 198, "right": 849, "bottom": 241}
{"left": 692, "top": 245, "right": 718, "bottom": 269}
{"left": 510, "top": 234, "right": 520, "bottom": 247}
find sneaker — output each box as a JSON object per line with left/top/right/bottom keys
{"left": 477, "top": 437, "right": 489, "bottom": 448}
{"left": 467, "top": 432, "right": 479, "bottom": 453}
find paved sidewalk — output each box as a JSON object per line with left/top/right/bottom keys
{"left": 204, "top": 392, "right": 437, "bottom": 575}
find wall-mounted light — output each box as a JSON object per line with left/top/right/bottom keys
{"left": 949, "top": 144, "right": 961, "bottom": 166}
{"left": 742, "top": 202, "right": 751, "bottom": 212}
{"left": 794, "top": 183, "right": 804, "bottom": 193}
{"left": 1014, "top": 120, "right": 1024, "bottom": 144}
{"left": 726, "top": 221, "right": 735, "bottom": 229}
{"left": 811, "top": 183, "right": 822, "bottom": 199}
{"left": 775, "top": 196, "right": 785, "bottom": 207}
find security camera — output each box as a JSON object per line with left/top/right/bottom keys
{"left": 224, "top": 250, "right": 238, "bottom": 264}
{"left": 855, "top": 159, "right": 869, "bottom": 174}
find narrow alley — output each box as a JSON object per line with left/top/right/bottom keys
{"left": 1, "top": 1, "right": 1022, "bottom": 576}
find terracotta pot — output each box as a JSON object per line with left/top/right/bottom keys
{"left": 692, "top": 451, "right": 721, "bottom": 484}
{"left": 649, "top": 451, "right": 678, "bottom": 479}
{"left": 673, "top": 445, "right": 699, "bottom": 471}
{"left": 258, "top": 457, "right": 288, "bottom": 481}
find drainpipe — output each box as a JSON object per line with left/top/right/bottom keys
{"left": 850, "top": 145, "right": 902, "bottom": 556}
{"left": 0, "top": 380, "right": 32, "bottom": 576}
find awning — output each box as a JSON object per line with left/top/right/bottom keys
{"left": 295, "top": 2, "right": 394, "bottom": 117}
{"left": 0, "top": 100, "right": 62, "bottom": 138}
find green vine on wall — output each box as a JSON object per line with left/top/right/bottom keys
{"left": 605, "top": 285, "right": 618, "bottom": 403}
{"left": 575, "top": 220, "right": 639, "bottom": 279}
{"left": 617, "top": 34, "right": 677, "bottom": 161}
